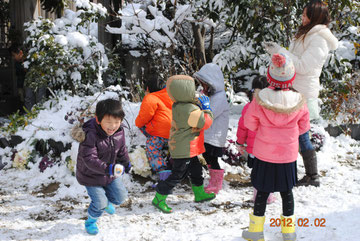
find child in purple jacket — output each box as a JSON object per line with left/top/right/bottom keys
{"left": 76, "top": 98, "right": 131, "bottom": 235}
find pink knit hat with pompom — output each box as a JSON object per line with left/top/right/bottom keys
{"left": 267, "top": 53, "right": 296, "bottom": 89}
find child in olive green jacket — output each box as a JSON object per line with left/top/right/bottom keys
{"left": 152, "top": 75, "right": 216, "bottom": 213}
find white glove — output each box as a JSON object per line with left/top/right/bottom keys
{"left": 114, "top": 164, "right": 124, "bottom": 177}
{"left": 263, "top": 41, "right": 281, "bottom": 55}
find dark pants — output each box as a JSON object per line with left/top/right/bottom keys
{"left": 24, "top": 86, "right": 46, "bottom": 111}
{"left": 254, "top": 190, "right": 294, "bottom": 217}
{"left": 203, "top": 152, "right": 220, "bottom": 169}
{"left": 203, "top": 143, "right": 222, "bottom": 170}
{"left": 156, "top": 156, "right": 203, "bottom": 195}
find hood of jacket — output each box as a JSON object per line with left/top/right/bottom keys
{"left": 193, "top": 63, "right": 225, "bottom": 95}
{"left": 83, "top": 118, "right": 107, "bottom": 138}
{"left": 306, "top": 24, "right": 338, "bottom": 51}
{"left": 166, "top": 75, "right": 196, "bottom": 103}
{"left": 255, "top": 88, "right": 306, "bottom": 126}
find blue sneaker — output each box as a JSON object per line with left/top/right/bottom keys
{"left": 104, "top": 203, "right": 115, "bottom": 215}
{"left": 85, "top": 217, "right": 98, "bottom": 235}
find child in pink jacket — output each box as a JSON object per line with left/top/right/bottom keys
{"left": 242, "top": 53, "right": 310, "bottom": 241}
{"left": 236, "top": 76, "right": 276, "bottom": 204}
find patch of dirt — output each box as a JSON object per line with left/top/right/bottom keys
{"left": 0, "top": 199, "right": 10, "bottom": 205}
{"left": 32, "top": 182, "right": 60, "bottom": 198}
{"left": 241, "top": 200, "right": 254, "bottom": 209}
{"left": 54, "top": 201, "right": 74, "bottom": 215}
{"left": 225, "top": 173, "right": 252, "bottom": 188}
{"left": 120, "top": 198, "right": 132, "bottom": 210}
{"left": 29, "top": 210, "right": 57, "bottom": 221}
{"left": 58, "top": 197, "right": 81, "bottom": 205}
{"left": 29, "top": 197, "right": 81, "bottom": 221}
{"left": 320, "top": 170, "right": 327, "bottom": 176}
{"left": 0, "top": 189, "right": 7, "bottom": 195}
{"left": 338, "top": 154, "right": 360, "bottom": 169}
{"left": 210, "top": 201, "right": 243, "bottom": 211}
{"left": 193, "top": 206, "right": 218, "bottom": 216}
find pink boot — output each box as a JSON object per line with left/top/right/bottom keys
{"left": 267, "top": 193, "right": 276, "bottom": 204}
{"left": 205, "top": 169, "right": 224, "bottom": 194}
{"left": 252, "top": 188, "right": 277, "bottom": 204}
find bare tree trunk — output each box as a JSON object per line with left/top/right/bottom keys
{"left": 207, "top": 26, "right": 215, "bottom": 62}
{"left": 111, "top": 0, "right": 122, "bottom": 47}
{"left": 282, "top": 0, "right": 292, "bottom": 46}
{"left": 192, "top": 23, "right": 206, "bottom": 71}
{"left": 168, "top": 0, "right": 177, "bottom": 75}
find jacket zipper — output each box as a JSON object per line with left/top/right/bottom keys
{"left": 109, "top": 137, "right": 115, "bottom": 164}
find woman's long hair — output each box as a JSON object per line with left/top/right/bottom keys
{"left": 295, "top": 0, "right": 330, "bottom": 40}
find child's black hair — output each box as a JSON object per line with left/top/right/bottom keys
{"left": 8, "top": 44, "right": 22, "bottom": 55}
{"left": 247, "top": 75, "right": 269, "bottom": 100}
{"left": 96, "top": 98, "right": 125, "bottom": 122}
{"left": 144, "top": 74, "right": 163, "bottom": 93}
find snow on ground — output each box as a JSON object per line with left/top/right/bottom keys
{"left": 1, "top": 93, "right": 360, "bottom": 241}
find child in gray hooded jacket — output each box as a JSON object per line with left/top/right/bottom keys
{"left": 193, "top": 63, "right": 230, "bottom": 194}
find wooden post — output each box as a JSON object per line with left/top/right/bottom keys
{"left": 98, "top": 0, "right": 111, "bottom": 48}
{"left": 98, "top": 0, "right": 122, "bottom": 48}
{"left": 9, "top": 0, "right": 39, "bottom": 43}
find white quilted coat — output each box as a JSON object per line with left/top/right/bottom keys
{"left": 193, "top": 63, "right": 230, "bottom": 147}
{"left": 278, "top": 24, "right": 338, "bottom": 119}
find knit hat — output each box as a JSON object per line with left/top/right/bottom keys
{"left": 267, "top": 53, "right": 296, "bottom": 89}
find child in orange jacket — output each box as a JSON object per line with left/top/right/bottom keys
{"left": 135, "top": 78, "right": 173, "bottom": 180}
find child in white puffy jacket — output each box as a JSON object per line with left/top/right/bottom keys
{"left": 264, "top": 0, "right": 338, "bottom": 187}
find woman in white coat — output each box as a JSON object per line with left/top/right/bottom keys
{"left": 264, "top": 0, "right": 338, "bottom": 187}
{"left": 193, "top": 63, "right": 230, "bottom": 194}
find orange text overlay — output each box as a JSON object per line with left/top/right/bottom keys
{"left": 269, "top": 218, "right": 326, "bottom": 227}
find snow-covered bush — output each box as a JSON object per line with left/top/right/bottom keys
{"left": 212, "top": 0, "right": 301, "bottom": 89}
{"left": 320, "top": 71, "right": 360, "bottom": 124}
{"left": 23, "top": 0, "right": 108, "bottom": 95}
{"left": 0, "top": 87, "right": 141, "bottom": 175}
{"left": 106, "top": 0, "right": 218, "bottom": 77}
{"left": 319, "top": 5, "right": 360, "bottom": 124}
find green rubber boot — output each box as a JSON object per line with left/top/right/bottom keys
{"left": 191, "top": 184, "right": 216, "bottom": 202}
{"left": 152, "top": 192, "right": 172, "bottom": 213}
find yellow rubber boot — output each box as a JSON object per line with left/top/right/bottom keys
{"left": 242, "top": 213, "right": 265, "bottom": 241}
{"left": 281, "top": 215, "right": 296, "bottom": 241}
